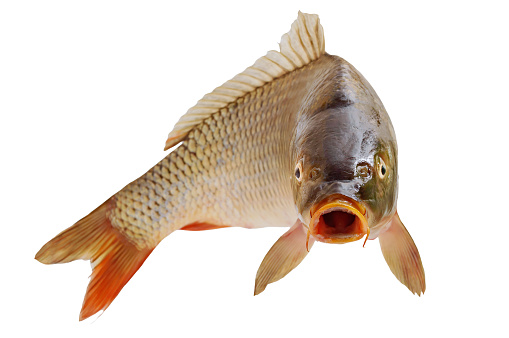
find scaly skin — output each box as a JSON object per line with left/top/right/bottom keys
{"left": 109, "top": 56, "right": 341, "bottom": 249}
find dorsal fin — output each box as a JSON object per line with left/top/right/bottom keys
{"left": 164, "top": 11, "right": 326, "bottom": 150}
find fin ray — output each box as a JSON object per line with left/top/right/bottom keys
{"left": 164, "top": 12, "right": 325, "bottom": 150}
{"left": 180, "top": 222, "right": 230, "bottom": 231}
{"left": 254, "top": 220, "right": 314, "bottom": 295}
{"left": 379, "top": 212, "right": 426, "bottom": 295}
{"left": 35, "top": 199, "right": 154, "bottom": 321}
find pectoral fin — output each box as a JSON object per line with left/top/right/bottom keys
{"left": 254, "top": 220, "right": 314, "bottom": 295}
{"left": 379, "top": 212, "right": 426, "bottom": 295}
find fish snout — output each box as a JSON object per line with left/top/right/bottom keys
{"left": 309, "top": 195, "right": 369, "bottom": 244}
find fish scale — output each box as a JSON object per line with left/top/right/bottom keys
{"left": 109, "top": 62, "right": 325, "bottom": 249}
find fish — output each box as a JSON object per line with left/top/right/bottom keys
{"left": 35, "top": 12, "right": 425, "bottom": 321}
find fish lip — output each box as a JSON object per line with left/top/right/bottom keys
{"left": 309, "top": 194, "right": 368, "bottom": 244}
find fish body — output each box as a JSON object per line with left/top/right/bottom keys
{"left": 36, "top": 12, "right": 425, "bottom": 321}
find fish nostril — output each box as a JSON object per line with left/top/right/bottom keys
{"left": 309, "top": 167, "right": 321, "bottom": 180}
{"left": 356, "top": 161, "right": 373, "bottom": 179}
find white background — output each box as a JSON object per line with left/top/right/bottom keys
{"left": 1, "top": 1, "right": 508, "bottom": 337}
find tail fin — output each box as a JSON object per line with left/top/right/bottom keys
{"left": 35, "top": 199, "right": 154, "bottom": 321}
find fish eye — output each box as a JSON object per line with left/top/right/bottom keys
{"left": 295, "top": 162, "right": 303, "bottom": 181}
{"left": 378, "top": 158, "right": 387, "bottom": 179}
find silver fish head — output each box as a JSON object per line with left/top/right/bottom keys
{"left": 291, "top": 57, "right": 399, "bottom": 244}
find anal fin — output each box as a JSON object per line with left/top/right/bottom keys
{"left": 180, "top": 222, "right": 229, "bottom": 231}
{"left": 379, "top": 211, "right": 426, "bottom": 295}
{"left": 254, "top": 220, "right": 314, "bottom": 295}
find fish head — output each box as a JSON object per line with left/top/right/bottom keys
{"left": 291, "top": 58, "right": 399, "bottom": 244}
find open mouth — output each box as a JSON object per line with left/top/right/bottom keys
{"left": 309, "top": 195, "right": 369, "bottom": 245}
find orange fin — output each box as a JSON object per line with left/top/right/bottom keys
{"left": 379, "top": 211, "right": 426, "bottom": 295}
{"left": 180, "top": 222, "right": 229, "bottom": 231}
{"left": 254, "top": 220, "right": 314, "bottom": 295}
{"left": 35, "top": 199, "right": 154, "bottom": 321}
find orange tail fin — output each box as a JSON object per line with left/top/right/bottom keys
{"left": 35, "top": 199, "right": 154, "bottom": 321}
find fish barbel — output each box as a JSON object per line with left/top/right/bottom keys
{"left": 36, "top": 12, "right": 425, "bottom": 321}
